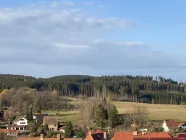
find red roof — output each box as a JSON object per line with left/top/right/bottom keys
{"left": 165, "top": 120, "right": 185, "bottom": 128}
{"left": 0, "top": 129, "right": 19, "bottom": 134}
{"left": 84, "top": 133, "right": 104, "bottom": 140}
{"left": 94, "top": 129, "right": 104, "bottom": 134}
{"left": 85, "top": 129, "right": 105, "bottom": 136}
{"left": 84, "top": 135, "right": 94, "bottom": 140}
{"left": 177, "top": 134, "right": 186, "bottom": 139}
{"left": 113, "top": 132, "right": 133, "bottom": 140}
{"left": 135, "top": 132, "right": 172, "bottom": 139}
{"left": 17, "top": 138, "right": 40, "bottom": 140}
{"left": 63, "top": 138, "right": 82, "bottom": 140}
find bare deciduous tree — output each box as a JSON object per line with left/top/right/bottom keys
{"left": 131, "top": 103, "right": 149, "bottom": 127}
{"left": 78, "top": 98, "right": 101, "bottom": 127}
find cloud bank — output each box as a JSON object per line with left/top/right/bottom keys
{"left": 0, "top": 0, "right": 185, "bottom": 81}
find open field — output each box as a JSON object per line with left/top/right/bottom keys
{"left": 113, "top": 101, "right": 186, "bottom": 122}
{"left": 44, "top": 97, "right": 186, "bottom": 123}
{"left": 42, "top": 110, "right": 79, "bottom": 124}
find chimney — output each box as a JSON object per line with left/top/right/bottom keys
{"left": 88, "top": 130, "right": 92, "bottom": 135}
{"left": 133, "top": 131, "right": 138, "bottom": 136}
{"left": 104, "top": 132, "right": 107, "bottom": 140}
{"left": 57, "top": 134, "right": 61, "bottom": 140}
{"left": 40, "top": 134, "right": 44, "bottom": 140}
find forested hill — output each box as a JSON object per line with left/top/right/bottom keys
{"left": 0, "top": 74, "right": 186, "bottom": 104}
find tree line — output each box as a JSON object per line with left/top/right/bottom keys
{"left": 1, "top": 88, "right": 76, "bottom": 121}
{"left": 0, "top": 74, "right": 185, "bottom": 104}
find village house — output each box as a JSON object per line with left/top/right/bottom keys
{"left": 43, "top": 116, "right": 58, "bottom": 131}
{"left": 59, "top": 125, "right": 66, "bottom": 133}
{"left": 113, "top": 132, "right": 133, "bottom": 140}
{"left": 84, "top": 129, "right": 108, "bottom": 140}
{"left": 7, "top": 116, "right": 28, "bottom": 131}
{"left": 162, "top": 120, "right": 186, "bottom": 132}
{"left": 134, "top": 132, "right": 172, "bottom": 138}
{"left": 33, "top": 114, "right": 48, "bottom": 124}
{"left": 0, "top": 129, "right": 19, "bottom": 136}
{"left": 112, "top": 131, "right": 186, "bottom": 140}
{"left": 13, "top": 116, "right": 28, "bottom": 126}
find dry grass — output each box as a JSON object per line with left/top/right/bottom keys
{"left": 113, "top": 101, "right": 186, "bottom": 121}
{"left": 43, "top": 97, "right": 186, "bottom": 124}
{"left": 42, "top": 110, "right": 79, "bottom": 124}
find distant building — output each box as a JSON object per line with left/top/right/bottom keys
{"left": 113, "top": 132, "right": 175, "bottom": 140}
{"left": 162, "top": 120, "right": 186, "bottom": 132}
{"left": 113, "top": 132, "right": 133, "bottom": 140}
{"left": 134, "top": 132, "right": 172, "bottom": 138}
{"left": 33, "top": 114, "right": 48, "bottom": 124}
{"left": 84, "top": 130, "right": 107, "bottom": 140}
{"left": 7, "top": 116, "right": 28, "bottom": 131}
{"left": 0, "top": 129, "right": 19, "bottom": 136}
{"left": 13, "top": 116, "right": 28, "bottom": 126}
{"left": 43, "top": 116, "right": 58, "bottom": 131}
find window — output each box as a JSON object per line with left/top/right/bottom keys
{"left": 20, "top": 122, "right": 26, "bottom": 124}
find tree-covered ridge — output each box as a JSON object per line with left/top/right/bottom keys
{"left": 0, "top": 74, "right": 36, "bottom": 90}
{"left": 0, "top": 74, "right": 185, "bottom": 104}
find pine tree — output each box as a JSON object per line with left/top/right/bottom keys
{"left": 43, "top": 124, "right": 49, "bottom": 132}
{"left": 28, "top": 121, "right": 38, "bottom": 133}
{"left": 26, "top": 105, "right": 33, "bottom": 121}
{"left": 108, "top": 105, "right": 118, "bottom": 128}
{"left": 95, "top": 104, "right": 107, "bottom": 128}
{"left": 33, "top": 98, "right": 42, "bottom": 113}
{"left": 29, "top": 106, "right": 33, "bottom": 121}
{"left": 75, "top": 128, "right": 85, "bottom": 138}
{"left": 64, "top": 121, "right": 73, "bottom": 138}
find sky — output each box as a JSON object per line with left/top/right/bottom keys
{"left": 0, "top": 0, "right": 186, "bottom": 81}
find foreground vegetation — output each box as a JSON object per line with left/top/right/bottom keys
{"left": 0, "top": 87, "right": 186, "bottom": 138}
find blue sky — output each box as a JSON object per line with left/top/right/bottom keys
{"left": 0, "top": 0, "right": 185, "bottom": 81}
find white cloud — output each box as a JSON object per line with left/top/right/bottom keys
{"left": 0, "top": 1, "right": 185, "bottom": 81}
{"left": 53, "top": 43, "right": 90, "bottom": 49}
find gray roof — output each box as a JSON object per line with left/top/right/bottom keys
{"left": 34, "top": 114, "right": 48, "bottom": 122}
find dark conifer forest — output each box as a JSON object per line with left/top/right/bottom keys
{"left": 0, "top": 74, "right": 185, "bottom": 104}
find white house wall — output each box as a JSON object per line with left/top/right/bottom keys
{"left": 15, "top": 117, "right": 28, "bottom": 126}
{"left": 162, "top": 121, "right": 169, "bottom": 132}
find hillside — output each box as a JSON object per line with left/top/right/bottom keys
{"left": 0, "top": 74, "right": 185, "bottom": 104}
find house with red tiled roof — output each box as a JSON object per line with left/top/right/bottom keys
{"left": 84, "top": 130, "right": 107, "bottom": 140}
{"left": 134, "top": 132, "right": 172, "bottom": 139}
{"left": 17, "top": 134, "right": 82, "bottom": 140}
{"left": 0, "top": 129, "right": 19, "bottom": 136}
{"left": 94, "top": 129, "right": 105, "bottom": 134}
{"left": 112, "top": 132, "right": 174, "bottom": 140}
{"left": 62, "top": 138, "right": 83, "bottom": 140}
{"left": 162, "top": 120, "right": 186, "bottom": 132}
{"left": 134, "top": 133, "right": 186, "bottom": 140}
{"left": 112, "top": 132, "right": 133, "bottom": 140}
